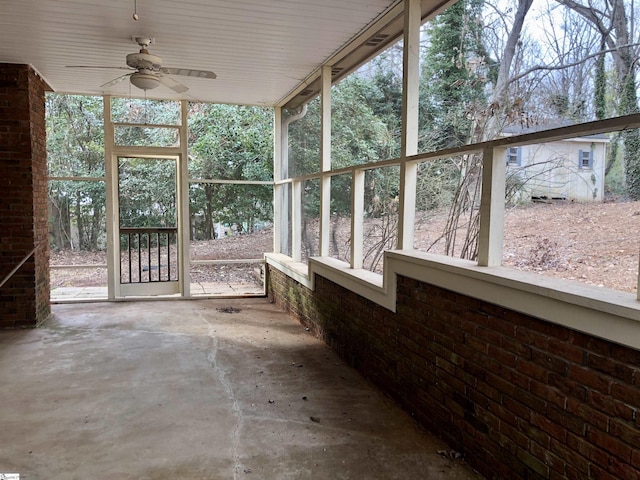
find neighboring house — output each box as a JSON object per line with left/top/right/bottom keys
{"left": 503, "top": 122, "right": 609, "bottom": 202}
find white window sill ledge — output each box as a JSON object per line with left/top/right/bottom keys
{"left": 265, "top": 251, "right": 640, "bottom": 351}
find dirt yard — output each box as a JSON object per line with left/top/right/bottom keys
{"left": 502, "top": 200, "right": 640, "bottom": 292}
{"left": 51, "top": 200, "right": 640, "bottom": 294}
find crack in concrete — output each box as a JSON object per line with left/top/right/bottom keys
{"left": 198, "top": 311, "right": 244, "bottom": 480}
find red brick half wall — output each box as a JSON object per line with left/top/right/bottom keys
{"left": 267, "top": 266, "right": 640, "bottom": 480}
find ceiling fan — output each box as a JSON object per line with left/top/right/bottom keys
{"left": 68, "top": 37, "right": 216, "bottom": 93}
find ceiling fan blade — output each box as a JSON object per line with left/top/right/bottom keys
{"left": 157, "top": 74, "right": 189, "bottom": 93}
{"left": 160, "top": 67, "right": 216, "bottom": 79}
{"left": 66, "top": 65, "right": 133, "bottom": 71}
{"left": 101, "top": 74, "right": 131, "bottom": 88}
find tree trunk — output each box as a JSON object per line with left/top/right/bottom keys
{"left": 75, "top": 192, "right": 85, "bottom": 250}
{"left": 445, "top": 0, "right": 532, "bottom": 260}
{"left": 204, "top": 184, "right": 215, "bottom": 240}
{"left": 483, "top": 0, "right": 534, "bottom": 140}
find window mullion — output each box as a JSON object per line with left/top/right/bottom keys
{"left": 319, "top": 66, "right": 332, "bottom": 257}
{"left": 292, "top": 179, "right": 302, "bottom": 263}
{"left": 397, "top": 0, "right": 421, "bottom": 250}
{"left": 351, "top": 169, "right": 365, "bottom": 269}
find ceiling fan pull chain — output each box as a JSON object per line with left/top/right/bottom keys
{"left": 144, "top": 90, "right": 148, "bottom": 124}
{"left": 133, "top": 0, "right": 139, "bottom": 21}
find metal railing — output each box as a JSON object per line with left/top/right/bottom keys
{"left": 119, "top": 227, "right": 178, "bottom": 284}
{"left": 0, "top": 244, "right": 40, "bottom": 289}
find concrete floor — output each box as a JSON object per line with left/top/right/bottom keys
{"left": 0, "top": 298, "right": 484, "bottom": 480}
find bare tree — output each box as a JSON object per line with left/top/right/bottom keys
{"left": 481, "top": 0, "right": 535, "bottom": 138}
{"left": 555, "top": 0, "right": 640, "bottom": 198}
{"left": 439, "top": 0, "right": 534, "bottom": 260}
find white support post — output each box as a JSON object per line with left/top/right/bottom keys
{"left": 320, "top": 175, "right": 331, "bottom": 256}
{"left": 291, "top": 179, "right": 302, "bottom": 263}
{"left": 319, "top": 65, "right": 332, "bottom": 257}
{"left": 477, "top": 147, "right": 506, "bottom": 267}
{"left": 273, "top": 106, "right": 283, "bottom": 254}
{"left": 103, "top": 95, "right": 117, "bottom": 300}
{"left": 637, "top": 261, "right": 640, "bottom": 301}
{"left": 397, "top": 0, "right": 421, "bottom": 250}
{"left": 398, "top": 162, "right": 417, "bottom": 249}
{"left": 351, "top": 169, "right": 365, "bottom": 269}
{"left": 179, "top": 100, "right": 190, "bottom": 297}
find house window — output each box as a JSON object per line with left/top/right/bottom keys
{"left": 579, "top": 149, "right": 593, "bottom": 169}
{"left": 507, "top": 147, "right": 521, "bottom": 166}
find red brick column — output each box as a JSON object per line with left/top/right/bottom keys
{"left": 0, "top": 64, "right": 51, "bottom": 327}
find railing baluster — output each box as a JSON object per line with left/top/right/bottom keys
{"left": 157, "top": 232, "right": 162, "bottom": 281}
{"left": 138, "top": 233, "right": 142, "bottom": 283}
{"left": 119, "top": 228, "right": 179, "bottom": 284}
{"left": 168, "top": 232, "right": 172, "bottom": 281}
{"left": 128, "top": 233, "right": 132, "bottom": 283}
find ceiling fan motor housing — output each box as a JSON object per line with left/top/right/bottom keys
{"left": 130, "top": 72, "right": 161, "bottom": 90}
{"left": 126, "top": 51, "right": 163, "bottom": 70}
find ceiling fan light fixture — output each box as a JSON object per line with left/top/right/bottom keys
{"left": 130, "top": 72, "right": 160, "bottom": 90}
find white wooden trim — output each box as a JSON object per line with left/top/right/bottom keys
{"left": 189, "top": 179, "right": 273, "bottom": 185}
{"left": 320, "top": 65, "right": 332, "bottom": 173}
{"left": 273, "top": 106, "right": 283, "bottom": 254}
{"left": 292, "top": 180, "right": 302, "bottom": 262}
{"left": 49, "top": 176, "right": 105, "bottom": 182}
{"left": 637, "top": 264, "right": 640, "bottom": 301}
{"left": 319, "top": 65, "right": 332, "bottom": 257}
{"left": 191, "top": 259, "right": 264, "bottom": 265}
{"left": 104, "top": 96, "right": 118, "bottom": 300}
{"left": 265, "top": 250, "right": 640, "bottom": 351}
{"left": 397, "top": 0, "right": 420, "bottom": 250}
{"left": 351, "top": 169, "right": 365, "bottom": 269}
{"left": 400, "top": 0, "right": 420, "bottom": 159}
{"left": 112, "top": 122, "right": 180, "bottom": 129}
{"left": 320, "top": 176, "right": 331, "bottom": 257}
{"left": 477, "top": 147, "right": 506, "bottom": 267}
{"left": 398, "top": 162, "right": 417, "bottom": 249}
{"left": 119, "top": 281, "right": 180, "bottom": 297}
{"left": 179, "top": 100, "right": 190, "bottom": 297}
{"left": 111, "top": 146, "right": 182, "bottom": 157}
{"left": 104, "top": 96, "right": 188, "bottom": 299}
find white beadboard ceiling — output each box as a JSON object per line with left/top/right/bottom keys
{"left": 0, "top": 0, "right": 449, "bottom": 107}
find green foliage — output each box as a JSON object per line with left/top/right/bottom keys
{"left": 111, "top": 97, "right": 181, "bottom": 125}
{"left": 415, "top": 158, "right": 461, "bottom": 212}
{"left": 118, "top": 157, "right": 177, "bottom": 228}
{"left": 188, "top": 103, "right": 274, "bottom": 238}
{"left": 47, "top": 94, "right": 106, "bottom": 251}
{"left": 623, "top": 129, "right": 640, "bottom": 200}
{"left": 332, "top": 76, "right": 396, "bottom": 167}
{"left": 604, "top": 135, "right": 627, "bottom": 198}
{"left": 189, "top": 103, "right": 273, "bottom": 181}
{"left": 618, "top": 50, "right": 640, "bottom": 199}
{"left": 47, "top": 95, "right": 275, "bottom": 248}
{"left": 419, "top": 0, "right": 487, "bottom": 151}
{"left": 47, "top": 94, "right": 105, "bottom": 177}
{"left": 289, "top": 68, "right": 402, "bottom": 216}
{"left": 288, "top": 97, "right": 321, "bottom": 177}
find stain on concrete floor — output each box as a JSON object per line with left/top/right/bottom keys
{"left": 0, "top": 298, "right": 484, "bottom": 480}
